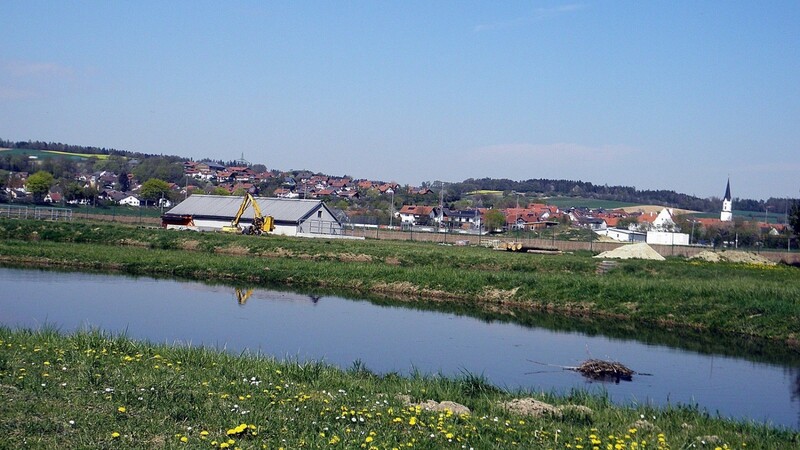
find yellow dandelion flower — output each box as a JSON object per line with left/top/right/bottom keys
{"left": 111, "top": 431, "right": 121, "bottom": 439}
{"left": 117, "top": 406, "right": 126, "bottom": 413}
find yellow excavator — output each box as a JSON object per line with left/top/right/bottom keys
{"left": 221, "top": 193, "right": 274, "bottom": 235}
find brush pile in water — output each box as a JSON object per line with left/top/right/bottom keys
{"left": 574, "top": 359, "right": 634, "bottom": 380}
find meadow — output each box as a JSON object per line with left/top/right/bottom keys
{"left": 2, "top": 328, "right": 797, "bottom": 449}
{"left": 0, "top": 148, "right": 109, "bottom": 160}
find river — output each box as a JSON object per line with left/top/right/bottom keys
{"left": 1, "top": 266, "right": 798, "bottom": 430}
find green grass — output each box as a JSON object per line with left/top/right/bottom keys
{"left": 542, "top": 197, "right": 639, "bottom": 210}
{"left": 1, "top": 328, "right": 796, "bottom": 449}
{"left": 71, "top": 205, "right": 164, "bottom": 218}
{"left": 0, "top": 148, "right": 107, "bottom": 160}
{"left": 689, "top": 210, "right": 787, "bottom": 223}
{"left": 0, "top": 219, "right": 799, "bottom": 345}
{"left": 464, "top": 190, "right": 504, "bottom": 196}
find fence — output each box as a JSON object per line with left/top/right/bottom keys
{"left": 302, "top": 219, "right": 343, "bottom": 235}
{"left": 343, "top": 224, "right": 800, "bottom": 264}
{"left": 0, "top": 204, "right": 72, "bottom": 221}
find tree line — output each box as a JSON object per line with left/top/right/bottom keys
{"left": 1, "top": 138, "right": 795, "bottom": 216}
{"left": 446, "top": 177, "right": 794, "bottom": 216}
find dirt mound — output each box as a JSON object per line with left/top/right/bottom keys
{"left": 691, "top": 251, "right": 776, "bottom": 266}
{"left": 336, "top": 253, "right": 373, "bottom": 263}
{"left": 499, "top": 398, "right": 561, "bottom": 418}
{"left": 396, "top": 395, "right": 470, "bottom": 415}
{"left": 498, "top": 398, "right": 594, "bottom": 419}
{"left": 594, "top": 243, "right": 665, "bottom": 261}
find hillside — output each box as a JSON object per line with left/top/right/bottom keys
{"left": 1, "top": 138, "right": 794, "bottom": 213}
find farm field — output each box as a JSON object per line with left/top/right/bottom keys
{"left": 541, "top": 196, "right": 640, "bottom": 210}
{"left": 0, "top": 148, "right": 108, "bottom": 160}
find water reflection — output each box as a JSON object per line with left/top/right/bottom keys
{"left": 1, "top": 266, "right": 798, "bottom": 430}
{"left": 235, "top": 288, "right": 254, "bottom": 305}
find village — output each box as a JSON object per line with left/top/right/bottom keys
{"left": 2, "top": 154, "right": 791, "bottom": 248}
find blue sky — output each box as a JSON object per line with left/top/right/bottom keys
{"left": 1, "top": 1, "right": 798, "bottom": 200}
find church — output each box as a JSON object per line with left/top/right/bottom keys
{"left": 720, "top": 178, "right": 733, "bottom": 222}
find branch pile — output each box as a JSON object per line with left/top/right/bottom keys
{"left": 573, "top": 359, "right": 634, "bottom": 381}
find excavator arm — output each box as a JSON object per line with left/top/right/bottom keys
{"left": 231, "top": 195, "right": 253, "bottom": 227}
{"left": 221, "top": 193, "right": 273, "bottom": 234}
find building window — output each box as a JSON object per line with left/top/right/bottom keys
{"left": 317, "top": 210, "right": 322, "bottom": 218}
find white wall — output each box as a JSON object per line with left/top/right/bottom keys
{"left": 646, "top": 231, "right": 689, "bottom": 246}
{"left": 298, "top": 205, "right": 343, "bottom": 235}
{"left": 599, "top": 228, "right": 646, "bottom": 242}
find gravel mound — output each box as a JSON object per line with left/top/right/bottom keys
{"left": 691, "top": 250, "right": 776, "bottom": 265}
{"left": 594, "top": 243, "right": 665, "bottom": 261}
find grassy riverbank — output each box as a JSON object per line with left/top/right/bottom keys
{"left": 2, "top": 328, "right": 797, "bottom": 449}
{"left": 1, "top": 219, "right": 799, "bottom": 346}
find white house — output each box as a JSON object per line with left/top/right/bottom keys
{"left": 119, "top": 195, "right": 141, "bottom": 207}
{"left": 636, "top": 208, "right": 677, "bottom": 232}
{"left": 397, "top": 205, "right": 438, "bottom": 226}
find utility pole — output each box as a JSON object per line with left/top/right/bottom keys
{"left": 436, "top": 181, "right": 446, "bottom": 238}
{"left": 389, "top": 189, "right": 394, "bottom": 228}
{"left": 786, "top": 198, "right": 790, "bottom": 253}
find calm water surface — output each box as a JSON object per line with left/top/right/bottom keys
{"left": 1, "top": 267, "right": 798, "bottom": 430}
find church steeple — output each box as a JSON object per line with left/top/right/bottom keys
{"left": 720, "top": 178, "right": 733, "bottom": 222}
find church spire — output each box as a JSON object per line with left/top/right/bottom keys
{"left": 720, "top": 178, "right": 733, "bottom": 222}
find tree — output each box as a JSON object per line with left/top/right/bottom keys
{"left": 26, "top": 171, "right": 55, "bottom": 202}
{"left": 790, "top": 201, "right": 800, "bottom": 238}
{"left": 616, "top": 216, "right": 639, "bottom": 230}
{"left": 0, "top": 173, "right": 6, "bottom": 203}
{"left": 63, "top": 181, "right": 86, "bottom": 203}
{"left": 139, "top": 178, "right": 171, "bottom": 203}
{"left": 92, "top": 154, "right": 128, "bottom": 174}
{"left": 210, "top": 186, "right": 231, "bottom": 196}
{"left": 483, "top": 209, "right": 506, "bottom": 232}
{"left": 118, "top": 171, "right": 130, "bottom": 192}
{"left": 133, "top": 157, "right": 183, "bottom": 183}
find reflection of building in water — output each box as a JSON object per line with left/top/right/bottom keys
{"left": 231, "top": 287, "right": 322, "bottom": 306}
